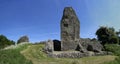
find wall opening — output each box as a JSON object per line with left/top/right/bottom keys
{"left": 53, "top": 40, "right": 61, "bottom": 51}
{"left": 64, "top": 24, "right": 68, "bottom": 27}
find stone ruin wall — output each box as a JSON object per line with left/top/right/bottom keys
{"left": 61, "top": 7, "right": 80, "bottom": 51}
{"left": 44, "top": 7, "right": 110, "bottom": 58}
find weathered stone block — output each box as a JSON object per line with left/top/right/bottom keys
{"left": 44, "top": 40, "right": 54, "bottom": 53}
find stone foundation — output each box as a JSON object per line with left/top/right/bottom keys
{"left": 48, "top": 51, "right": 109, "bottom": 58}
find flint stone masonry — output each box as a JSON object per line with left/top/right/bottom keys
{"left": 79, "top": 38, "right": 103, "bottom": 52}
{"left": 61, "top": 7, "right": 80, "bottom": 51}
{"left": 43, "top": 7, "right": 110, "bottom": 58}
{"left": 48, "top": 51, "right": 88, "bottom": 58}
{"left": 44, "top": 40, "right": 54, "bottom": 53}
{"left": 48, "top": 51, "right": 108, "bottom": 58}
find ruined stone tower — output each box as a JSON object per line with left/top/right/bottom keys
{"left": 61, "top": 7, "right": 80, "bottom": 51}
{"left": 44, "top": 7, "right": 105, "bottom": 58}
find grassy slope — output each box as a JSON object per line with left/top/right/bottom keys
{"left": 0, "top": 43, "right": 32, "bottom": 64}
{"left": 21, "top": 44, "right": 116, "bottom": 64}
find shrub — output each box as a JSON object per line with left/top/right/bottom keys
{"left": 104, "top": 44, "right": 120, "bottom": 64}
{"left": 17, "top": 36, "right": 29, "bottom": 44}
{"left": 105, "top": 44, "right": 120, "bottom": 56}
{"left": 0, "top": 35, "right": 15, "bottom": 49}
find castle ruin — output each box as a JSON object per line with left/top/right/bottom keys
{"left": 44, "top": 7, "right": 109, "bottom": 58}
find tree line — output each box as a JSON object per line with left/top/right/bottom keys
{"left": 0, "top": 35, "right": 15, "bottom": 49}
{"left": 0, "top": 35, "right": 29, "bottom": 49}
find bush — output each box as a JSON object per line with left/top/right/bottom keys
{"left": 17, "top": 36, "right": 29, "bottom": 44}
{"left": 104, "top": 44, "right": 120, "bottom": 64}
{"left": 0, "top": 35, "right": 15, "bottom": 49}
{"left": 105, "top": 44, "right": 120, "bottom": 56}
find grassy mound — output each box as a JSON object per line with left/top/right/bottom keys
{"left": 0, "top": 44, "right": 32, "bottom": 64}
{"left": 21, "top": 44, "right": 116, "bottom": 64}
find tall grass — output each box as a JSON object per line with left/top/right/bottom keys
{"left": 104, "top": 44, "right": 120, "bottom": 64}
{"left": 0, "top": 44, "right": 33, "bottom": 64}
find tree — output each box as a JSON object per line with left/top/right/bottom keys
{"left": 116, "top": 30, "right": 120, "bottom": 44}
{"left": 96, "top": 26, "right": 119, "bottom": 45}
{"left": 17, "top": 36, "right": 29, "bottom": 44}
{"left": 0, "top": 35, "right": 15, "bottom": 49}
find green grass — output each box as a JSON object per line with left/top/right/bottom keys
{"left": 0, "top": 44, "right": 33, "bottom": 64}
{"left": 0, "top": 43, "right": 116, "bottom": 64}
{"left": 21, "top": 44, "right": 116, "bottom": 64}
{"left": 104, "top": 44, "right": 120, "bottom": 64}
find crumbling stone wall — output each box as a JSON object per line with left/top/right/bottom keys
{"left": 43, "top": 7, "right": 109, "bottom": 58}
{"left": 44, "top": 40, "right": 54, "bottom": 53}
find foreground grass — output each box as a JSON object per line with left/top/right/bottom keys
{"left": 103, "top": 44, "right": 120, "bottom": 64}
{"left": 21, "top": 44, "right": 116, "bottom": 64}
{"left": 0, "top": 43, "right": 32, "bottom": 64}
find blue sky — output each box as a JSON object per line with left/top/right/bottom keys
{"left": 0, "top": 0, "right": 120, "bottom": 42}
